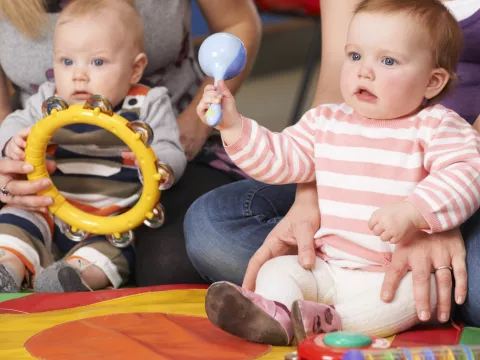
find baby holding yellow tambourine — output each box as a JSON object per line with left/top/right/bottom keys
{"left": 0, "top": 0, "right": 186, "bottom": 293}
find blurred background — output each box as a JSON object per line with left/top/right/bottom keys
{"left": 191, "top": 0, "right": 321, "bottom": 131}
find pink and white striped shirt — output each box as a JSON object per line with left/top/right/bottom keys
{"left": 225, "top": 104, "right": 480, "bottom": 270}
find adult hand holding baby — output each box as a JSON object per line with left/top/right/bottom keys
{"left": 0, "top": 158, "right": 55, "bottom": 212}
{"left": 369, "top": 199, "right": 467, "bottom": 322}
{"left": 1, "top": 126, "right": 55, "bottom": 212}
{"left": 242, "top": 183, "right": 320, "bottom": 290}
{"left": 382, "top": 228, "right": 467, "bottom": 322}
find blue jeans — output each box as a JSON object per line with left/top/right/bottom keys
{"left": 184, "top": 179, "right": 296, "bottom": 285}
{"left": 459, "top": 210, "right": 480, "bottom": 326}
{"left": 184, "top": 179, "right": 480, "bottom": 327}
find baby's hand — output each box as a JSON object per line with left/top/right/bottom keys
{"left": 368, "top": 201, "right": 426, "bottom": 244}
{"left": 121, "top": 151, "right": 139, "bottom": 167}
{"left": 196, "top": 80, "right": 241, "bottom": 134}
{"left": 4, "top": 127, "right": 31, "bottom": 160}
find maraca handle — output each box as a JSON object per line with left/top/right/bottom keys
{"left": 206, "top": 103, "right": 222, "bottom": 126}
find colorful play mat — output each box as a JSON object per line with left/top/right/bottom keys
{"left": 0, "top": 285, "right": 478, "bottom": 359}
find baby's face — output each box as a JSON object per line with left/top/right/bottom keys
{"left": 340, "top": 12, "right": 437, "bottom": 119}
{"left": 53, "top": 14, "right": 138, "bottom": 107}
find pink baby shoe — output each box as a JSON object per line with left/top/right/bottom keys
{"left": 291, "top": 300, "right": 342, "bottom": 342}
{"left": 205, "top": 281, "right": 294, "bottom": 346}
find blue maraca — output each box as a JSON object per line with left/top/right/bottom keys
{"left": 198, "top": 32, "right": 247, "bottom": 126}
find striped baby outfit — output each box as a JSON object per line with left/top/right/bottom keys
{"left": 0, "top": 81, "right": 186, "bottom": 287}
{"left": 225, "top": 104, "right": 480, "bottom": 270}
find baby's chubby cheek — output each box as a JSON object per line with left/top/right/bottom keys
{"left": 376, "top": 78, "right": 405, "bottom": 105}
{"left": 339, "top": 79, "right": 355, "bottom": 103}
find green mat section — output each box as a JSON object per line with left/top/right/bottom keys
{"left": 0, "top": 292, "right": 32, "bottom": 302}
{"left": 460, "top": 327, "right": 480, "bottom": 344}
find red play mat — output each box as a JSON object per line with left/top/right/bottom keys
{"left": 0, "top": 286, "right": 478, "bottom": 359}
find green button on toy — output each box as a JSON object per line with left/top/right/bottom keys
{"left": 323, "top": 331, "right": 372, "bottom": 348}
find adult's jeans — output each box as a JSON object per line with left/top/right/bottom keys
{"left": 184, "top": 179, "right": 296, "bottom": 285}
{"left": 459, "top": 209, "right": 480, "bottom": 326}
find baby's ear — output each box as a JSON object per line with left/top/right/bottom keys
{"left": 131, "top": 53, "right": 148, "bottom": 84}
{"left": 424, "top": 67, "right": 449, "bottom": 99}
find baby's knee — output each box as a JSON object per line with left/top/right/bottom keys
{"left": 257, "top": 255, "right": 304, "bottom": 282}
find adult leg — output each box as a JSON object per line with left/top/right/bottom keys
{"left": 459, "top": 210, "right": 480, "bottom": 326}
{"left": 184, "top": 179, "right": 296, "bottom": 285}
{"left": 135, "top": 162, "right": 235, "bottom": 286}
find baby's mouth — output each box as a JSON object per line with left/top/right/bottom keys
{"left": 72, "top": 91, "right": 92, "bottom": 99}
{"left": 355, "top": 88, "right": 377, "bottom": 102}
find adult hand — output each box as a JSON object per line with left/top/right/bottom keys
{"left": 242, "top": 183, "right": 320, "bottom": 290}
{"left": 0, "top": 158, "right": 56, "bottom": 211}
{"left": 381, "top": 228, "right": 467, "bottom": 323}
{"left": 177, "top": 108, "right": 211, "bottom": 161}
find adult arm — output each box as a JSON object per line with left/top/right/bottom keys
{"left": 312, "top": 0, "right": 357, "bottom": 105}
{"left": 270, "top": 0, "right": 359, "bottom": 261}
{"left": 177, "top": 0, "right": 262, "bottom": 160}
{"left": 0, "top": 67, "right": 12, "bottom": 123}
{"left": 290, "top": 0, "right": 359, "bottom": 229}
{"left": 243, "top": 0, "right": 359, "bottom": 290}
{"left": 284, "top": 0, "right": 361, "bottom": 268}
{"left": 473, "top": 115, "right": 480, "bottom": 132}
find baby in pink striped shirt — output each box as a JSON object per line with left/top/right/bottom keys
{"left": 196, "top": 0, "right": 478, "bottom": 345}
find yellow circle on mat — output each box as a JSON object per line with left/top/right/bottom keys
{"left": 0, "top": 289, "right": 293, "bottom": 359}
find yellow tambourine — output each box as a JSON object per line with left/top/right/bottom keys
{"left": 25, "top": 95, "right": 173, "bottom": 248}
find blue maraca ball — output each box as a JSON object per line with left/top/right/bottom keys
{"left": 198, "top": 32, "right": 247, "bottom": 81}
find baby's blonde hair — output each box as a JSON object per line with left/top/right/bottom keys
{"left": 0, "top": 0, "right": 48, "bottom": 39}
{"left": 58, "top": 0, "right": 144, "bottom": 52}
{"left": 0, "top": 0, "right": 141, "bottom": 45}
{"left": 354, "top": 0, "right": 463, "bottom": 101}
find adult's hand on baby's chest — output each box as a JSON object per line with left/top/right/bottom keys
{"left": 381, "top": 228, "right": 467, "bottom": 323}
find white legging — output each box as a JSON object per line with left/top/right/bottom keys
{"left": 254, "top": 255, "right": 437, "bottom": 338}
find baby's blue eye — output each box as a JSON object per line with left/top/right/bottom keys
{"left": 63, "top": 59, "right": 73, "bottom": 66}
{"left": 93, "top": 59, "right": 104, "bottom": 66}
{"left": 350, "top": 52, "right": 361, "bottom": 61}
{"left": 382, "top": 57, "right": 396, "bottom": 66}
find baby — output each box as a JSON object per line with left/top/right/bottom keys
{"left": 197, "top": 0, "right": 479, "bottom": 345}
{"left": 0, "top": 0, "right": 186, "bottom": 293}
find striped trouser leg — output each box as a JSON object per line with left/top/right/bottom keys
{"left": 0, "top": 206, "right": 55, "bottom": 285}
{"left": 55, "top": 219, "right": 135, "bottom": 288}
